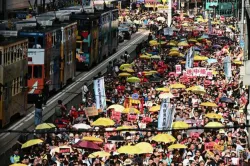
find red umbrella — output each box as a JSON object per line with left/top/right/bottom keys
{"left": 73, "top": 141, "right": 101, "bottom": 150}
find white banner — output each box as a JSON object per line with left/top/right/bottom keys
{"left": 175, "top": 65, "right": 182, "bottom": 74}
{"left": 94, "top": 77, "right": 106, "bottom": 110}
{"left": 158, "top": 98, "right": 174, "bottom": 130}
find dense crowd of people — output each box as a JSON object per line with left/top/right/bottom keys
{"left": 9, "top": 9, "right": 249, "bottom": 166}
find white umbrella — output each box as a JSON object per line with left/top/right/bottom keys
{"left": 73, "top": 123, "right": 91, "bottom": 130}
{"left": 156, "top": 17, "right": 166, "bottom": 22}
{"left": 159, "top": 93, "right": 175, "bottom": 99}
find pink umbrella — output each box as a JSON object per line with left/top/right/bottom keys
{"left": 73, "top": 141, "right": 101, "bottom": 150}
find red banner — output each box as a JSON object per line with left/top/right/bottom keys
{"left": 205, "top": 142, "right": 215, "bottom": 151}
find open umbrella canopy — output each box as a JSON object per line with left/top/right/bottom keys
{"left": 151, "top": 55, "right": 161, "bottom": 59}
{"left": 82, "top": 136, "right": 103, "bottom": 143}
{"left": 72, "top": 123, "right": 91, "bottom": 130}
{"left": 172, "top": 121, "right": 189, "bottom": 130}
{"left": 119, "top": 64, "right": 132, "bottom": 70}
{"left": 140, "top": 55, "right": 151, "bottom": 59}
{"left": 118, "top": 72, "right": 132, "bottom": 77}
{"left": 10, "top": 164, "right": 27, "bottom": 166}
{"left": 107, "top": 104, "right": 125, "bottom": 112}
{"left": 126, "top": 77, "right": 141, "bottom": 83}
{"left": 117, "top": 145, "right": 141, "bottom": 154}
{"left": 233, "top": 60, "right": 243, "bottom": 65}
{"left": 170, "top": 47, "right": 179, "bottom": 51}
{"left": 21, "top": 139, "right": 43, "bottom": 149}
{"left": 189, "top": 86, "right": 206, "bottom": 94}
{"left": 156, "top": 87, "right": 170, "bottom": 92}
{"left": 207, "top": 58, "right": 218, "bottom": 64}
{"left": 122, "top": 108, "right": 141, "bottom": 114}
{"left": 159, "top": 93, "right": 175, "bottom": 99}
{"left": 168, "top": 144, "right": 187, "bottom": 149}
{"left": 149, "top": 105, "right": 161, "bottom": 112}
{"left": 205, "top": 122, "right": 224, "bottom": 128}
{"left": 123, "top": 68, "right": 135, "bottom": 73}
{"left": 169, "top": 51, "right": 180, "bottom": 56}
{"left": 135, "top": 142, "right": 153, "bottom": 154}
{"left": 200, "top": 102, "right": 218, "bottom": 107}
{"left": 152, "top": 134, "right": 176, "bottom": 143}
{"left": 35, "top": 123, "right": 56, "bottom": 130}
{"left": 220, "top": 97, "right": 234, "bottom": 103}
{"left": 88, "top": 151, "right": 110, "bottom": 158}
{"left": 91, "top": 118, "right": 115, "bottom": 127}
{"left": 178, "top": 41, "right": 189, "bottom": 47}
{"left": 116, "top": 125, "right": 134, "bottom": 131}
{"left": 205, "top": 113, "right": 222, "bottom": 119}
{"left": 170, "top": 83, "right": 186, "bottom": 89}
{"left": 194, "top": 55, "right": 208, "bottom": 61}
{"left": 73, "top": 141, "right": 100, "bottom": 150}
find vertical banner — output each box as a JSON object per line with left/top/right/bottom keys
{"left": 186, "top": 68, "right": 193, "bottom": 76}
{"left": 206, "top": 70, "right": 213, "bottom": 79}
{"left": 175, "top": 65, "right": 182, "bottom": 74}
{"left": 223, "top": 56, "right": 232, "bottom": 79}
{"left": 158, "top": 98, "right": 174, "bottom": 130}
{"left": 94, "top": 77, "right": 106, "bottom": 110}
{"left": 185, "top": 47, "right": 194, "bottom": 68}
{"left": 193, "top": 68, "right": 199, "bottom": 76}
{"left": 199, "top": 68, "right": 207, "bottom": 77}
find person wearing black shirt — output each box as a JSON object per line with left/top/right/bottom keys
{"left": 35, "top": 93, "right": 44, "bottom": 126}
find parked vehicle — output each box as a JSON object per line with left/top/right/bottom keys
{"left": 118, "top": 27, "right": 131, "bottom": 40}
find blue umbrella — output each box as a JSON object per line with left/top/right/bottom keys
{"left": 201, "top": 34, "right": 209, "bottom": 39}
{"left": 220, "top": 97, "right": 234, "bottom": 103}
{"left": 207, "top": 58, "right": 218, "bottom": 64}
{"left": 194, "top": 47, "right": 201, "bottom": 51}
{"left": 213, "top": 45, "right": 222, "bottom": 49}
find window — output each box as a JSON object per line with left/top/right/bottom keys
{"left": 28, "top": 37, "right": 36, "bottom": 48}
{"left": 10, "top": 49, "right": 14, "bottom": 63}
{"left": 28, "top": 66, "right": 32, "bottom": 78}
{"left": 37, "top": 37, "right": 44, "bottom": 48}
{"left": 33, "top": 65, "right": 42, "bottom": 78}
{"left": 0, "top": 51, "right": 2, "bottom": 65}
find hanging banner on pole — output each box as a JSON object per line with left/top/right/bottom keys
{"left": 158, "top": 98, "right": 174, "bottom": 130}
{"left": 185, "top": 47, "right": 194, "bottom": 69}
{"left": 223, "top": 56, "right": 232, "bottom": 79}
{"left": 94, "top": 77, "right": 106, "bottom": 110}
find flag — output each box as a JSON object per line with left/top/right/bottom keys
{"left": 94, "top": 77, "right": 106, "bottom": 110}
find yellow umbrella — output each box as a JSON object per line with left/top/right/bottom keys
{"left": 169, "top": 51, "right": 180, "bottom": 56}
{"left": 122, "top": 108, "right": 141, "bottom": 114}
{"left": 170, "top": 47, "right": 179, "bottom": 51}
{"left": 194, "top": 56, "right": 208, "bottom": 61}
{"left": 107, "top": 104, "right": 125, "bottom": 112}
{"left": 151, "top": 55, "right": 161, "bottom": 59}
{"left": 190, "top": 86, "right": 206, "bottom": 94}
{"left": 117, "top": 145, "right": 141, "bottom": 154}
{"left": 156, "top": 87, "right": 170, "bottom": 92}
{"left": 142, "top": 71, "right": 153, "bottom": 76}
{"left": 200, "top": 102, "right": 218, "bottom": 107}
{"left": 160, "top": 41, "right": 167, "bottom": 45}
{"left": 188, "top": 39, "right": 198, "bottom": 43}
{"left": 212, "top": 70, "right": 218, "bottom": 75}
{"left": 205, "top": 113, "right": 222, "bottom": 119}
{"left": 159, "top": 93, "right": 175, "bottom": 99}
{"left": 205, "top": 122, "right": 224, "bottom": 128}
{"left": 172, "top": 121, "right": 189, "bottom": 130}
{"left": 126, "top": 77, "right": 141, "bottom": 83}
{"left": 149, "top": 40, "right": 158, "bottom": 44}
{"left": 140, "top": 55, "right": 151, "bottom": 59}
{"left": 182, "top": 23, "right": 189, "bottom": 27}
{"left": 149, "top": 105, "right": 161, "bottom": 112}
{"left": 91, "top": 118, "right": 115, "bottom": 127}
{"left": 170, "top": 83, "right": 186, "bottom": 89}
{"left": 149, "top": 70, "right": 158, "bottom": 74}
{"left": 152, "top": 134, "right": 176, "bottom": 143}
{"left": 35, "top": 123, "right": 56, "bottom": 130}
{"left": 82, "top": 136, "right": 103, "bottom": 143}
{"left": 135, "top": 142, "right": 153, "bottom": 154}
{"left": 167, "top": 42, "right": 177, "bottom": 46}
{"left": 116, "top": 125, "right": 134, "bottom": 130}
{"left": 124, "top": 68, "right": 134, "bottom": 73}
{"left": 233, "top": 60, "right": 243, "bottom": 65}
{"left": 178, "top": 41, "right": 189, "bottom": 47}
{"left": 119, "top": 64, "right": 132, "bottom": 70}
{"left": 168, "top": 144, "right": 187, "bottom": 149}
{"left": 10, "top": 164, "right": 27, "bottom": 166}
{"left": 21, "top": 139, "right": 43, "bottom": 149}
{"left": 118, "top": 72, "right": 131, "bottom": 77}
{"left": 145, "top": 53, "right": 153, "bottom": 56}
{"left": 150, "top": 42, "right": 159, "bottom": 46}
{"left": 88, "top": 151, "right": 110, "bottom": 158}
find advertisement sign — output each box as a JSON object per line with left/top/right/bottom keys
{"left": 175, "top": 65, "right": 182, "bottom": 74}
{"left": 94, "top": 77, "right": 106, "bottom": 110}
{"left": 85, "top": 107, "right": 98, "bottom": 117}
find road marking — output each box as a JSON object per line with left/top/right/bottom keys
{"left": 2, "top": 31, "right": 148, "bottom": 134}
{"left": 12, "top": 123, "right": 24, "bottom": 130}
{"left": 0, "top": 133, "right": 10, "bottom": 140}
